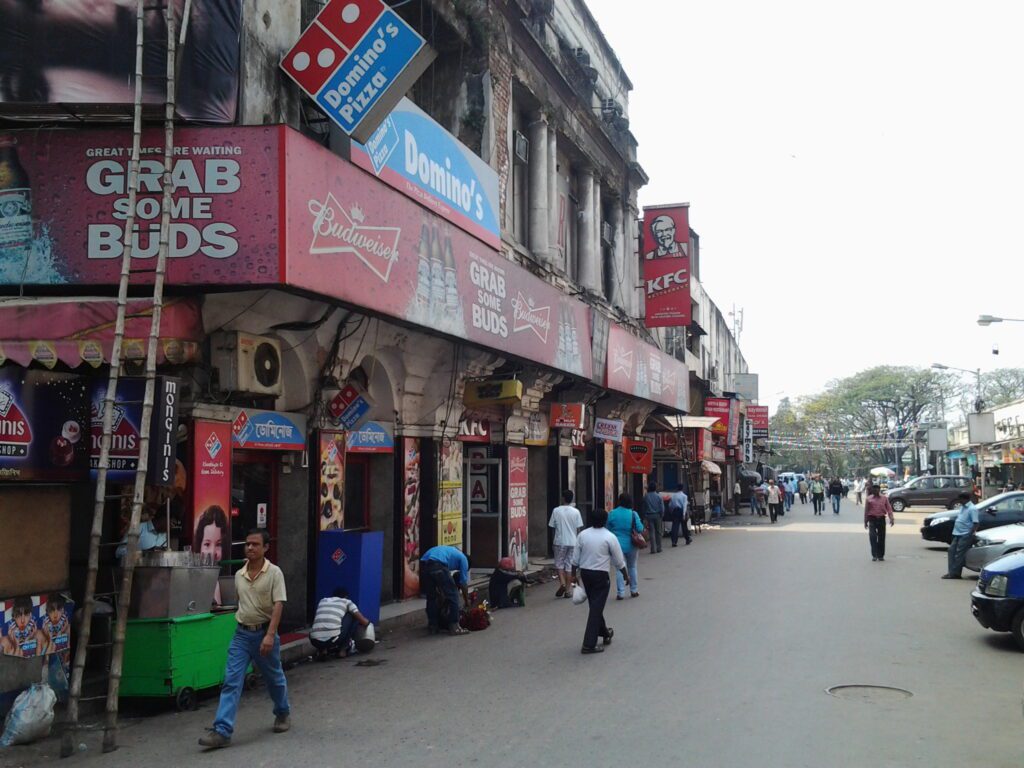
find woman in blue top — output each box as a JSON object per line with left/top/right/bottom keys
{"left": 606, "top": 493, "right": 643, "bottom": 599}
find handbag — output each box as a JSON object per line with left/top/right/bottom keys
{"left": 630, "top": 512, "right": 647, "bottom": 549}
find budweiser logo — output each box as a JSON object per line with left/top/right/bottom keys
{"left": 308, "top": 193, "right": 401, "bottom": 283}
{"left": 509, "top": 454, "right": 528, "bottom": 474}
{"left": 511, "top": 292, "right": 551, "bottom": 343}
{"left": 612, "top": 348, "right": 633, "bottom": 378}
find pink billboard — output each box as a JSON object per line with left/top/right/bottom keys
{"left": 0, "top": 127, "right": 282, "bottom": 286}
{"left": 283, "top": 130, "right": 592, "bottom": 380}
{"left": 605, "top": 325, "right": 689, "bottom": 411}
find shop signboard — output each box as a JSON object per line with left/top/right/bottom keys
{"left": 727, "top": 399, "right": 741, "bottom": 446}
{"left": 457, "top": 418, "right": 491, "bottom": 443}
{"left": 641, "top": 204, "right": 690, "bottom": 328}
{"left": 604, "top": 325, "right": 690, "bottom": 411}
{"left": 0, "top": 369, "right": 88, "bottom": 482}
{"left": 507, "top": 446, "right": 529, "bottom": 571}
{"left": 232, "top": 409, "right": 306, "bottom": 451}
{"left": 329, "top": 383, "right": 374, "bottom": 431}
{"left": 1, "top": 593, "right": 73, "bottom": 661}
{"left": 654, "top": 432, "right": 679, "bottom": 452}
{"left": 346, "top": 421, "right": 393, "bottom": 453}
{"left": 351, "top": 98, "right": 500, "bottom": 248}
{"left": 1002, "top": 445, "right": 1024, "bottom": 464}
{"left": 280, "top": 0, "right": 434, "bottom": 143}
{"left": 438, "top": 439, "right": 463, "bottom": 547}
{"left": 148, "top": 377, "right": 181, "bottom": 486}
{"left": 400, "top": 437, "right": 422, "bottom": 598}
{"left": 550, "top": 403, "right": 585, "bottom": 430}
{"left": 704, "top": 398, "right": 731, "bottom": 437}
{"left": 570, "top": 429, "right": 587, "bottom": 452}
{"left": 711, "top": 445, "right": 727, "bottom": 462}
{"left": 623, "top": 437, "right": 654, "bottom": 475}
{"left": 603, "top": 442, "right": 615, "bottom": 509}
{"left": 192, "top": 420, "right": 231, "bottom": 547}
{"left": 318, "top": 431, "right": 346, "bottom": 530}
{"left": 748, "top": 405, "right": 770, "bottom": 439}
{"left": 594, "top": 417, "right": 624, "bottom": 443}
{"left": 523, "top": 411, "right": 550, "bottom": 447}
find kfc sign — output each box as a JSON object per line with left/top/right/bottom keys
{"left": 642, "top": 204, "right": 691, "bottom": 328}
{"left": 457, "top": 418, "right": 491, "bottom": 443}
{"left": 550, "top": 403, "right": 584, "bottom": 430}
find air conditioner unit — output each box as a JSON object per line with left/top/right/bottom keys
{"left": 709, "top": 363, "right": 719, "bottom": 381}
{"left": 573, "top": 48, "right": 591, "bottom": 66}
{"left": 600, "top": 99, "right": 622, "bottom": 116}
{"left": 601, "top": 221, "right": 614, "bottom": 244}
{"left": 514, "top": 130, "right": 529, "bottom": 164}
{"left": 211, "top": 331, "right": 283, "bottom": 396}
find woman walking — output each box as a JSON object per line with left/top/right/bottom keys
{"left": 571, "top": 508, "right": 627, "bottom": 654}
{"left": 863, "top": 484, "right": 895, "bottom": 561}
{"left": 607, "top": 493, "right": 643, "bottom": 599}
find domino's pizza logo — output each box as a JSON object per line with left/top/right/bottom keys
{"left": 205, "top": 432, "right": 222, "bottom": 460}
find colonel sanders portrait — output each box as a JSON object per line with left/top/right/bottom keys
{"left": 644, "top": 214, "right": 688, "bottom": 259}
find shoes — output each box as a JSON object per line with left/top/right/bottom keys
{"left": 872, "top": 557, "right": 878, "bottom": 561}
{"left": 563, "top": 591, "right": 572, "bottom": 599}
{"left": 941, "top": 574, "right": 961, "bottom": 579}
{"left": 602, "top": 628, "right": 614, "bottom": 645}
{"left": 672, "top": 543, "right": 678, "bottom": 547}
{"left": 616, "top": 595, "right": 624, "bottom": 600}
{"left": 581, "top": 645, "right": 605, "bottom": 654}
{"left": 555, "top": 586, "right": 566, "bottom": 598}
{"left": 199, "top": 730, "right": 231, "bottom": 749}
{"left": 685, "top": 540, "right": 692, "bottom": 545}
{"left": 630, "top": 592, "right": 639, "bottom": 598}
{"left": 273, "top": 715, "right": 290, "bottom": 733}
{"left": 878, "top": 558, "right": 884, "bottom": 562}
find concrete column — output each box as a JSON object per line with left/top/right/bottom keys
{"left": 626, "top": 206, "right": 640, "bottom": 318}
{"left": 609, "top": 202, "right": 625, "bottom": 309}
{"left": 592, "top": 175, "right": 604, "bottom": 296}
{"left": 576, "top": 167, "right": 596, "bottom": 290}
{"left": 547, "top": 128, "right": 560, "bottom": 268}
{"left": 527, "top": 113, "right": 549, "bottom": 262}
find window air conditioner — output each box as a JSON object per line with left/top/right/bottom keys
{"left": 211, "top": 331, "right": 283, "bottom": 397}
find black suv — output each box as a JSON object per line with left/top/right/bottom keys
{"left": 887, "top": 475, "right": 972, "bottom": 512}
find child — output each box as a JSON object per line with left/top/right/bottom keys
{"left": 2, "top": 598, "right": 41, "bottom": 658}
{"left": 40, "top": 596, "right": 70, "bottom": 656}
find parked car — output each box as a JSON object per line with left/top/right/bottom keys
{"left": 971, "top": 551, "right": 1024, "bottom": 650}
{"left": 920, "top": 492, "right": 1024, "bottom": 544}
{"left": 887, "top": 475, "right": 972, "bottom": 512}
{"left": 966, "top": 522, "right": 1024, "bottom": 572}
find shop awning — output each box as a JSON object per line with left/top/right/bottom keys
{"left": 0, "top": 297, "right": 203, "bottom": 368}
{"left": 663, "top": 415, "right": 722, "bottom": 430}
{"left": 702, "top": 460, "right": 722, "bottom": 475}
{"left": 945, "top": 450, "right": 966, "bottom": 460}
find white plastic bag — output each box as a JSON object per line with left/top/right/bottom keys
{"left": 571, "top": 582, "right": 587, "bottom": 605}
{"left": 1, "top": 683, "right": 56, "bottom": 747}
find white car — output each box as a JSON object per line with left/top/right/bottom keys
{"left": 965, "top": 522, "right": 1024, "bottom": 572}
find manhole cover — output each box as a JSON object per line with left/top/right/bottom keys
{"left": 826, "top": 685, "right": 912, "bottom": 702}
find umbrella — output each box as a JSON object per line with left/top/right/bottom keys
{"left": 869, "top": 467, "right": 896, "bottom": 477}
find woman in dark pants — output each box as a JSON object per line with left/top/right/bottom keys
{"left": 571, "top": 508, "right": 628, "bottom": 654}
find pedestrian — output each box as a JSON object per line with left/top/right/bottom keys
{"left": 766, "top": 479, "right": 783, "bottom": 523}
{"left": 733, "top": 480, "right": 742, "bottom": 514}
{"left": 828, "top": 477, "right": 844, "bottom": 514}
{"left": 798, "top": 477, "right": 809, "bottom": 505}
{"left": 571, "top": 508, "right": 628, "bottom": 654}
{"left": 642, "top": 481, "right": 666, "bottom": 554}
{"left": 607, "top": 493, "right": 643, "bottom": 599}
{"left": 810, "top": 476, "right": 825, "bottom": 514}
{"left": 667, "top": 483, "right": 691, "bottom": 546}
{"left": 854, "top": 477, "right": 866, "bottom": 505}
{"left": 419, "top": 545, "right": 471, "bottom": 635}
{"left": 310, "top": 587, "right": 371, "bottom": 660}
{"left": 863, "top": 484, "right": 895, "bottom": 561}
{"left": 548, "top": 489, "right": 584, "bottom": 598}
{"left": 199, "top": 529, "right": 289, "bottom": 750}
{"left": 943, "top": 491, "right": 980, "bottom": 579}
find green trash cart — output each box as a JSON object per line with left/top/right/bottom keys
{"left": 121, "top": 610, "right": 238, "bottom": 710}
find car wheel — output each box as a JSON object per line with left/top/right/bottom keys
{"left": 891, "top": 499, "right": 906, "bottom": 513}
{"left": 1011, "top": 608, "right": 1024, "bottom": 652}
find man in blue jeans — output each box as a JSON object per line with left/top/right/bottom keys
{"left": 199, "top": 529, "right": 289, "bottom": 749}
{"left": 943, "top": 492, "right": 979, "bottom": 579}
{"left": 420, "top": 545, "right": 472, "bottom": 635}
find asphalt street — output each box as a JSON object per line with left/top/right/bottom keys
{"left": 7, "top": 496, "right": 1023, "bottom": 768}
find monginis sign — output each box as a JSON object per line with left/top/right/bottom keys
{"left": 642, "top": 204, "right": 691, "bottom": 328}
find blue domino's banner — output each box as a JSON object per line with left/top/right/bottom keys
{"left": 351, "top": 98, "right": 501, "bottom": 248}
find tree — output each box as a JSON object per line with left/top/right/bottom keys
{"left": 983, "top": 368, "right": 1024, "bottom": 409}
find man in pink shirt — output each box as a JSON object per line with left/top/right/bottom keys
{"left": 864, "top": 484, "right": 895, "bottom": 561}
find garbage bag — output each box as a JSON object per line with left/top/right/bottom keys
{"left": 354, "top": 622, "right": 375, "bottom": 653}
{"left": 47, "top": 657, "right": 69, "bottom": 703}
{"left": 571, "top": 582, "right": 587, "bottom": 605}
{"left": 1, "top": 684, "right": 56, "bottom": 747}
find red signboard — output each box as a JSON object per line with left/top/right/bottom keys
{"left": 605, "top": 325, "right": 690, "bottom": 411}
{"left": 191, "top": 420, "right": 231, "bottom": 551}
{"left": 642, "top": 204, "right": 690, "bottom": 328}
{"left": 727, "top": 399, "right": 741, "bottom": 446}
{"left": 623, "top": 437, "right": 654, "bottom": 475}
{"left": 686, "top": 428, "right": 711, "bottom": 461}
{"left": 704, "top": 398, "right": 731, "bottom": 436}
{"left": 507, "top": 446, "right": 529, "bottom": 571}
{"left": 457, "top": 418, "right": 491, "bottom": 443}
{"left": 748, "top": 405, "right": 770, "bottom": 439}
{"left": 550, "top": 403, "right": 584, "bottom": 430}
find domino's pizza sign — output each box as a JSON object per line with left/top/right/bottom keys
{"left": 281, "top": 0, "right": 435, "bottom": 143}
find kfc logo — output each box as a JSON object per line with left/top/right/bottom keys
{"left": 308, "top": 193, "right": 401, "bottom": 283}
{"left": 646, "top": 268, "right": 689, "bottom": 295}
{"left": 511, "top": 292, "right": 552, "bottom": 343}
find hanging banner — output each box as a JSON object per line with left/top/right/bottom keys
{"left": 328, "top": 383, "right": 374, "bottom": 431}
{"left": 232, "top": 409, "right": 306, "bottom": 451}
{"left": 594, "top": 417, "right": 625, "bottom": 443}
{"left": 318, "top": 431, "right": 346, "bottom": 530}
{"left": 438, "top": 440, "right": 463, "bottom": 547}
{"left": 747, "top": 405, "right": 770, "bottom": 439}
{"left": 605, "top": 325, "right": 690, "bottom": 411}
{"left": 704, "top": 398, "right": 731, "bottom": 437}
{"left": 192, "top": 420, "right": 231, "bottom": 550}
{"left": 401, "top": 437, "right": 421, "bottom": 599}
{"left": 642, "top": 204, "right": 691, "bottom": 328}
{"left": 550, "top": 403, "right": 585, "bottom": 430}
{"left": 507, "top": 446, "right": 529, "bottom": 572}
{"left": 623, "top": 438, "right": 654, "bottom": 474}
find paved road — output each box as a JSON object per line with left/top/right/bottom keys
{"left": 9, "top": 496, "right": 1024, "bottom": 768}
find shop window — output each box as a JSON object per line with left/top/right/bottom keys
{"left": 511, "top": 109, "right": 530, "bottom": 245}
{"left": 345, "top": 454, "right": 371, "bottom": 530}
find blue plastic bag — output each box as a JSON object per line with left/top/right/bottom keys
{"left": 0, "top": 684, "right": 56, "bottom": 747}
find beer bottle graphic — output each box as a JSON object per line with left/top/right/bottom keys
{"left": 442, "top": 224, "right": 464, "bottom": 333}
{"left": 414, "top": 218, "right": 432, "bottom": 320}
{"left": 0, "top": 135, "right": 32, "bottom": 261}
{"left": 428, "top": 224, "right": 445, "bottom": 320}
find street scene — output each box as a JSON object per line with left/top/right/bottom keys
{"left": 1, "top": 0, "right": 1023, "bottom": 765}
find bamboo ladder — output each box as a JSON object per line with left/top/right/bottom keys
{"left": 61, "top": 0, "right": 183, "bottom": 756}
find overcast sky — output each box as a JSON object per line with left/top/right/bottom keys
{"left": 587, "top": 0, "right": 1024, "bottom": 413}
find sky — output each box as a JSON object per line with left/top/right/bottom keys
{"left": 586, "top": 0, "right": 1024, "bottom": 413}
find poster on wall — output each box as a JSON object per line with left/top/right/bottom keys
{"left": 507, "top": 446, "right": 529, "bottom": 572}
{"left": 623, "top": 438, "right": 654, "bottom": 474}
{"left": 1, "top": 593, "right": 73, "bottom": 661}
{"left": 318, "top": 431, "right": 346, "bottom": 531}
{"left": 0, "top": 368, "right": 89, "bottom": 482}
{"left": 438, "top": 440, "right": 463, "bottom": 548}
{"left": 401, "top": 437, "right": 421, "bottom": 599}
{"left": 191, "top": 420, "right": 231, "bottom": 561}
{"left": 641, "top": 204, "right": 691, "bottom": 328}
{"left": 603, "top": 441, "right": 615, "bottom": 511}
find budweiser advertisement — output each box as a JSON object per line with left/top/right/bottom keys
{"left": 704, "top": 398, "right": 731, "bottom": 437}
{"left": 605, "top": 325, "right": 689, "bottom": 411}
{"left": 642, "top": 204, "right": 690, "bottom": 328}
{"left": 507, "top": 446, "right": 529, "bottom": 571}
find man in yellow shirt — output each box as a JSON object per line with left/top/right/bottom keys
{"left": 200, "top": 529, "right": 289, "bottom": 749}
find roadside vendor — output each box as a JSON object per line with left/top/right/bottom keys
{"left": 419, "top": 545, "right": 471, "bottom": 636}
{"left": 488, "top": 557, "right": 526, "bottom": 609}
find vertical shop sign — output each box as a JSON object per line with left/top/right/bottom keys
{"left": 192, "top": 420, "right": 231, "bottom": 547}
{"left": 603, "top": 441, "right": 615, "bottom": 511}
{"left": 704, "top": 398, "right": 731, "bottom": 437}
{"left": 747, "top": 405, "right": 770, "bottom": 439}
{"left": 148, "top": 377, "right": 180, "bottom": 486}
{"left": 507, "top": 446, "right": 529, "bottom": 572}
{"left": 318, "top": 431, "right": 346, "bottom": 531}
{"left": 727, "top": 399, "right": 741, "bottom": 446}
{"left": 641, "top": 204, "right": 691, "bottom": 327}
{"left": 438, "top": 439, "right": 463, "bottom": 547}
{"left": 401, "top": 437, "right": 421, "bottom": 599}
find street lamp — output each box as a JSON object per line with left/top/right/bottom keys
{"left": 978, "top": 314, "right": 1024, "bottom": 326}
{"left": 933, "top": 362, "right": 987, "bottom": 497}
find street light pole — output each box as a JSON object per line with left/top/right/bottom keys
{"left": 933, "top": 362, "right": 987, "bottom": 498}
{"left": 978, "top": 314, "right": 1024, "bottom": 326}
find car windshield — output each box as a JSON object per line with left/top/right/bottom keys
{"left": 977, "top": 492, "right": 1024, "bottom": 512}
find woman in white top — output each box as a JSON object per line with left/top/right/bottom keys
{"left": 572, "top": 508, "right": 628, "bottom": 654}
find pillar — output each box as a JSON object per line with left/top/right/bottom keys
{"left": 547, "top": 128, "right": 560, "bottom": 268}
{"left": 577, "top": 167, "right": 596, "bottom": 290}
{"left": 592, "top": 174, "right": 603, "bottom": 296}
{"left": 527, "top": 113, "right": 549, "bottom": 262}
{"left": 609, "top": 202, "right": 625, "bottom": 309}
